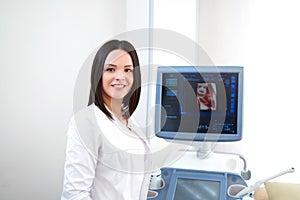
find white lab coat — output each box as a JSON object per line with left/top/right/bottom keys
{"left": 61, "top": 104, "right": 152, "bottom": 200}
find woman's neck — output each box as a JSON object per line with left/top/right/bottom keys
{"left": 106, "top": 100, "right": 127, "bottom": 125}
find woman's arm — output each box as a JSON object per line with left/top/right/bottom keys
{"left": 61, "top": 118, "right": 99, "bottom": 200}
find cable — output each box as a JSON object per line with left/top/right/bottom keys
{"left": 215, "top": 151, "right": 251, "bottom": 180}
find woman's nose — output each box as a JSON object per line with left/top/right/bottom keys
{"left": 115, "top": 70, "right": 125, "bottom": 80}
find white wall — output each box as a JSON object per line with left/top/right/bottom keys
{"left": 199, "top": 0, "right": 300, "bottom": 184}
{"left": 0, "top": 0, "right": 126, "bottom": 199}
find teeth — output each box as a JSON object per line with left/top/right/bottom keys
{"left": 113, "top": 84, "right": 125, "bottom": 88}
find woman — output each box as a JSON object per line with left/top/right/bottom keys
{"left": 61, "top": 40, "right": 152, "bottom": 200}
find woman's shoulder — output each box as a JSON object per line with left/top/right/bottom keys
{"left": 67, "top": 105, "right": 104, "bottom": 156}
{"left": 68, "top": 104, "right": 102, "bottom": 129}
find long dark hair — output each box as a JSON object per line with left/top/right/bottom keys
{"left": 88, "top": 40, "right": 141, "bottom": 120}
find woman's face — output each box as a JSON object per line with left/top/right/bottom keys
{"left": 102, "top": 49, "right": 134, "bottom": 104}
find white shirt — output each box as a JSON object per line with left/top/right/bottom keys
{"left": 61, "top": 104, "right": 152, "bottom": 200}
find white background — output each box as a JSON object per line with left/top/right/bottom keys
{"left": 1, "top": 0, "right": 300, "bottom": 199}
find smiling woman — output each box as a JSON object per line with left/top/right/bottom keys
{"left": 61, "top": 40, "right": 151, "bottom": 200}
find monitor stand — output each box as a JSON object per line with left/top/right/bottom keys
{"left": 195, "top": 142, "right": 216, "bottom": 159}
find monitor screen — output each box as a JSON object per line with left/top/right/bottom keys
{"left": 155, "top": 66, "right": 243, "bottom": 142}
{"left": 174, "top": 178, "right": 220, "bottom": 200}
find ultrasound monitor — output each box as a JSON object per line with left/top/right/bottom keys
{"left": 155, "top": 66, "right": 244, "bottom": 142}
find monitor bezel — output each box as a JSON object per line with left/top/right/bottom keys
{"left": 155, "top": 66, "right": 244, "bottom": 142}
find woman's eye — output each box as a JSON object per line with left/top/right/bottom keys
{"left": 106, "top": 68, "right": 115, "bottom": 72}
{"left": 125, "top": 68, "right": 133, "bottom": 73}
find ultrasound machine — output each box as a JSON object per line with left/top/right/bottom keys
{"left": 147, "top": 66, "right": 253, "bottom": 200}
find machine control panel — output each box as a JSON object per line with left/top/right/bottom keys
{"left": 147, "top": 167, "right": 250, "bottom": 200}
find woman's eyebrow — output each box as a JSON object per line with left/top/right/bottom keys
{"left": 105, "top": 64, "right": 133, "bottom": 68}
{"left": 124, "top": 64, "right": 133, "bottom": 68}
{"left": 105, "top": 63, "right": 117, "bottom": 67}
